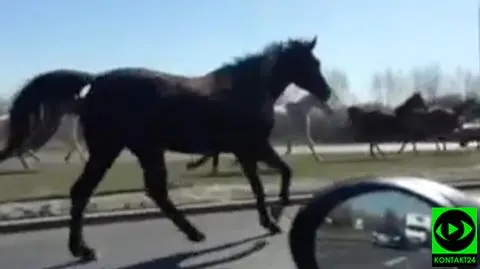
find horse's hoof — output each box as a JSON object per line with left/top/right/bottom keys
{"left": 270, "top": 204, "right": 285, "bottom": 222}
{"left": 187, "top": 231, "right": 206, "bottom": 242}
{"left": 71, "top": 246, "right": 98, "bottom": 262}
{"left": 266, "top": 223, "right": 282, "bottom": 235}
{"left": 260, "top": 217, "right": 282, "bottom": 235}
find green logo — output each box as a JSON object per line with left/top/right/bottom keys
{"left": 431, "top": 207, "right": 478, "bottom": 267}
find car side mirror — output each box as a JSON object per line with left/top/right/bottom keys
{"left": 289, "top": 177, "right": 480, "bottom": 269}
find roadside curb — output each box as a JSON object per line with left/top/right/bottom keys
{"left": 1, "top": 180, "right": 479, "bottom": 235}
{"left": 0, "top": 194, "right": 313, "bottom": 234}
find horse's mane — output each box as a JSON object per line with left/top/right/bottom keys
{"left": 213, "top": 38, "right": 310, "bottom": 78}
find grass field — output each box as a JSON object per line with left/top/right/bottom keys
{"left": 0, "top": 150, "right": 480, "bottom": 203}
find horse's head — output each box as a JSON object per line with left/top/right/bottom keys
{"left": 274, "top": 37, "right": 332, "bottom": 104}
{"left": 346, "top": 106, "right": 364, "bottom": 124}
{"left": 394, "top": 92, "right": 427, "bottom": 115}
{"left": 404, "top": 92, "right": 427, "bottom": 110}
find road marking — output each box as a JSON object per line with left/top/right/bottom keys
{"left": 383, "top": 256, "right": 408, "bottom": 267}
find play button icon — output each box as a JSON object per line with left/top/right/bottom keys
{"left": 448, "top": 224, "right": 458, "bottom": 236}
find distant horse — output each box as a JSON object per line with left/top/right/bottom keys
{"left": 185, "top": 89, "right": 333, "bottom": 175}
{"left": 394, "top": 92, "right": 429, "bottom": 154}
{"left": 58, "top": 115, "right": 87, "bottom": 163}
{"left": 273, "top": 88, "right": 334, "bottom": 160}
{"left": 396, "top": 98, "right": 475, "bottom": 152}
{"left": 0, "top": 112, "right": 87, "bottom": 168}
{"left": 0, "top": 37, "right": 332, "bottom": 261}
{"left": 347, "top": 92, "right": 426, "bottom": 157}
{"left": 0, "top": 114, "right": 41, "bottom": 168}
{"left": 457, "top": 121, "right": 480, "bottom": 150}
{"left": 347, "top": 106, "right": 404, "bottom": 157}
{"left": 0, "top": 70, "right": 94, "bottom": 166}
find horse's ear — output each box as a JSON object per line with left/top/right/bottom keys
{"left": 308, "top": 36, "right": 317, "bottom": 50}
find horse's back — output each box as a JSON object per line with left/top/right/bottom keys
{"left": 80, "top": 67, "right": 271, "bottom": 153}
{"left": 350, "top": 110, "right": 402, "bottom": 141}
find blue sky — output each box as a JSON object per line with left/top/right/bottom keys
{"left": 0, "top": 0, "right": 478, "bottom": 101}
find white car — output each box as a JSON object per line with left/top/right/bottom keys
{"left": 371, "top": 230, "right": 409, "bottom": 249}
{"left": 404, "top": 213, "right": 431, "bottom": 247}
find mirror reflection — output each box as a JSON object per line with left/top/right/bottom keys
{"left": 315, "top": 190, "right": 453, "bottom": 269}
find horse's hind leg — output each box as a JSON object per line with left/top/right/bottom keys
{"left": 17, "top": 155, "right": 30, "bottom": 169}
{"left": 131, "top": 147, "right": 205, "bottom": 242}
{"left": 68, "top": 144, "right": 122, "bottom": 261}
{"left": 25, "top": 150, "right": 41, "bottom": 162}
{"left": 305, "top": 115, "right": 322, "bottom": 162}
{"left": 257, "top": 143, "right": 292, "bottom": 221}
{"left": 234, "top": 150, "right": 281, "bottom": 234}
{"left": 284, "top": 140, "right": 292, "bottom": 156}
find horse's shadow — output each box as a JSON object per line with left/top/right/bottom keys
{"left": 41, "top": 233, "right": 270, "bottom": 269}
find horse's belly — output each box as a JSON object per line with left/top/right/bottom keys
{"left": 157, "top": 123, "right": 233, "bottom": 154}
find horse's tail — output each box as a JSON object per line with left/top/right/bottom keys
{"left": 0, "top": 69, "right": 95, "bottom": 162}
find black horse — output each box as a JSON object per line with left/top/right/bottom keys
{"left": 347, "top": 106, "right": 401, "bottom": 157}
{"left": 0, "top": 37, "right": 332, "bottom": 261}
{"left": 347, "top": 92, "right": 427, "bottom": 157}
{"left": 397, "top": 98, "right": 476, "bottom": 152}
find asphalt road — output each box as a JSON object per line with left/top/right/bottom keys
{"left": 0, "top": 142, "right": 475, "bottom": 269}
{"left": 0, "top": 205, "right": 438, "bottom": 269}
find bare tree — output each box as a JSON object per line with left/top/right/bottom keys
{"left": 423, "top": 64, "right": 441, "bottom": 101}
{"left": 383, "top": 68, "right": 398, "bottom": 106}
{"left": 371, "top": 72, "right": 383, "bottom": 103}
{"left": 325, "top": 69, "right": 352, "bottom": 106}
{"left": 411, "top": 67, "right": 425, "bottom": 93}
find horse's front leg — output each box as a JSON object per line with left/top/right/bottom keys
{"left": 284, "top": 140, "right": 292, "bottom": 156}
{"left": 17, "top": 155, "right": 30, "bottom": 169}
{"left": 305, "top": 113, "right": 322, "bottom": 162}
{"left": 235, "top": 148, "right": 281, "bottom": 234}
{"left": 257, "top": 143, "right": 292, "bottom": 221}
